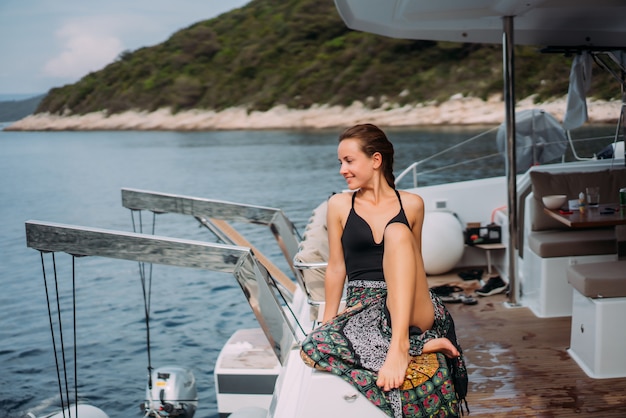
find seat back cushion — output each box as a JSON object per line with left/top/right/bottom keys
{"left": 294, "top": 200, "right": 328, "bottom": 302}
{"left": 530, "top": 168, "right": 626, "bottom": 231}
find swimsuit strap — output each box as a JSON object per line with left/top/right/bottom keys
{"left": 394, "top": 189, "right": 404, "bottom": 210}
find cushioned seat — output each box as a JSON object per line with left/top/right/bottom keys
{"left": 527, "top": 228, "right": 616, "bottom": 258}
{"left": 294, "top": 201, "right": 329, "bottom": 302}
{"left": 521, "top": 167, "right": 626, "bottom": 318}
{"left": 293, "top": 201, "right": 332, "bottom": 323}
{"left": 294, "top": 246, "right": 327, "bottom": 303}
{"left": 567, "top": 260, "right": 626, "bottom": 378}
{"left": 567, "top": 260, "right": 626, "bottom": 298}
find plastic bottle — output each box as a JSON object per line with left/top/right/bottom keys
{"left": 578, "top": 191, "right": 586, "bottom": 214}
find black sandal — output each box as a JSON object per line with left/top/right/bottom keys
{"left": 458, "top": 294, "right": 478, "bottom": 305}
{"left": 440, "top": 293, "right": 478, "bottom": 305}
{"left": 458, "top": 269, "right": 484, "bottom": 281}
{"left": 440, "top": 294, "right": 463, "bottom": 304}
{"left": 430, "top": 284, "right": 464, "bottom": 297}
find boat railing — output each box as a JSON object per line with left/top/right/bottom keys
{"left": 121, "top": 188, "right": 302, "bottom": 296}
{"left": 395, "top": 127, "right": 500, "bottom": 188}
{"left": 25, "top": 220, "right": 301, "bottom": 365}
{"left": 395, "top": 127, "right": 623, "bottom": 190}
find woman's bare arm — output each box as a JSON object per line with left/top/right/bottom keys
{"left": 322, "top": 194, "right": 348, "bottom": 322}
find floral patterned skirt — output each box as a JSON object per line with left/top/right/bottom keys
{"left": 300, "top": 282, "right": 464, "bottom": 418}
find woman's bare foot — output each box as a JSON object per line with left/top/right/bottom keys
{"left": 423, "top": 337, "right": 459, "bottom": 358}
{"left": 376, "top": 343, "right": 410, "bottom": 391}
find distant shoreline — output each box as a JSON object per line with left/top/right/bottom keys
{"left": 4, "top": 96, "right": 621, "bottom": 131}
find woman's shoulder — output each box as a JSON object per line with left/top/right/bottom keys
{"left": 327, "top": 191, "right": 354, "bottom": 217}
{"left": 398, "top": 190, "right": 424, "bottom": 208}
{"left": 398, "top": 191, "right": 425, "bottom": 226}
{"left": 328, "top": 191, "right": 354, "bottom": 206}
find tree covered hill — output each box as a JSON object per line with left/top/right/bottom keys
{"left": 36, "top": 0, "right": 617, "bottom": 116}
{"left": 0, "top": 95, "right": 44, "bottom": 122}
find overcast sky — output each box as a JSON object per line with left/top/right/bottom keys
{"left": 0, "top": 0, "right": 250, "bottom": 98}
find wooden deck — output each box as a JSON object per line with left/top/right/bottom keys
{"left": 428, "top": 273, "right": 626, "bottom": 417}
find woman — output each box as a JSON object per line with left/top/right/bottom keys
{"left": 300, "top": 124, "right": 467, "bottom": 417}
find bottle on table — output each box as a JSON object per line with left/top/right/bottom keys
{"left": 579, "top": 191, "right": 586, "bottom": 214}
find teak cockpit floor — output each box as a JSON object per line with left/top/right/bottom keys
{"left": 427, "top": 272, "right": 626, "bottom": 417}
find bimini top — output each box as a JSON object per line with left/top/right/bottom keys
{"left": 334, "top": 0, "right": 626, "bottom": 47}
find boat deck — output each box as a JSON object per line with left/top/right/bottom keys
{"left": 428, "top": 272, "right": 626, "bottom": 417}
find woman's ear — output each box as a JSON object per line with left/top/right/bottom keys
{"left": 372, "top": 152, "right": 383, "bottom": 169}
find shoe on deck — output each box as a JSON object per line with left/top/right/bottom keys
{"left": 476, "top": 276, "right": 507, "bottom": 297}
{"left": 458, "top": 268, "right": 483, "bottom": 281}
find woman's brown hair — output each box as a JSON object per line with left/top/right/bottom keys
{"left": 339, "top": 124, "right": 395, "bottom": 188}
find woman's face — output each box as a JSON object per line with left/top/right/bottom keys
{"left": 337, "top": 138, "right": 375, "bottom": 190}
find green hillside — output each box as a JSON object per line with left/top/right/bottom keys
{"left": 37, "top": 0, "right": 618, "bottom": 116}
{"left": 0, "top": 95, "right": 44, "bottom": 122}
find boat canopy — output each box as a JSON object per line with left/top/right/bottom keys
{"left": 333, "top": 0, "right": 626, "bottom": 307}
{"left": 334, "top": 0, "right": 626, "bottom": 47}
{"left": 496, "top": 109, "right": 567, "bottom": 172}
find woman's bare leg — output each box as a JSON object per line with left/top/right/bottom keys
{"left": 377, "top": 223, "right": 435, "bottom": 391}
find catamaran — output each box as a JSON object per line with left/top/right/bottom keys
{"left": 25, "top": 1, "right": 626, "bottom": 417}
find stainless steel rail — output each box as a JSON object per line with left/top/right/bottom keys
{"left": 25, "top": 220, "right": 299, "bottom": 365}
{"left": 121, "top": 188, "right": 301, "bottom": 277}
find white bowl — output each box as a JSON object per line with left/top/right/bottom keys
{"left": 542, "top": 194, "right": 567, "bottom": 210}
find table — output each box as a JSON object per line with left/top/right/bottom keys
{"left": 544, "top": 204, "right": 626, "bottom": 258}
{"left": 474, "top": 243, "right": 506, "bottom": 275}
{"left": 544, "top": 204, "right": 626, "bottom": 228}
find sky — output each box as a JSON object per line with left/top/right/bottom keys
{"left": 0, "top": 0, "right": 250, "bottom": 98}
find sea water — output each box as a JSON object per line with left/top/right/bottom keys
{"left": 0, "top": 126, "right": 615, "bottom": 417}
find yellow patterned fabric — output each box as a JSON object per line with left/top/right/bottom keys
{"left": 401, "top": 353, "right": 441, "bottom": 390}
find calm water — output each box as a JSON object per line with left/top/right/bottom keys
{"left": 0, "top": 126, "right": 617, "bottom": 417}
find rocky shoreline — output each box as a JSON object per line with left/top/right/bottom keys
{"left": 4, "top": 95, "right": 621, "bottom": 131}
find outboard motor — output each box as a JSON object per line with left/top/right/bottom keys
{"left": 142, "top": 366, "right": 198, "bottom": 417}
